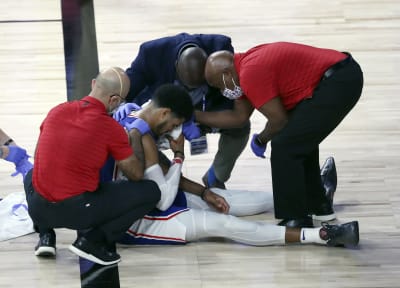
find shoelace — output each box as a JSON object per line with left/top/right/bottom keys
{"left": 320, "top": 222, "right": 333, "bottom": 241}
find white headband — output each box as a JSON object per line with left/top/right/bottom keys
{"left": 110, "top": 67, "right": 123, "bottom": 96}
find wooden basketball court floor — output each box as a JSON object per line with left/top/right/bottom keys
{"left": 0, "top": 0, "right": 399, "bottom": 287}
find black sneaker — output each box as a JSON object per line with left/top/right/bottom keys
{"left": 35, "top": 232, "right": 56, "bottom": 257}
{"left": 69, "top": 236, "right": 121, "bottom": 266}
{"left": 312, "top": 199, "right": 336, "bottom": 221}
{"left": 313, "top": 157, "right": 337, "bottom": 221}
{"left": 320, "top": 156, "right": 337, "bottom": 205}
{"left": 321, "top": 221, "right": 359, "bottom": 247}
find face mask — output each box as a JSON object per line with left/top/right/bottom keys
{"left": 222, "top": 74, "right": 243, "bottom": 100}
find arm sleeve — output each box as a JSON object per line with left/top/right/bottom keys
{"left": 144, "top": 162, "right": 182, "bottom": 211}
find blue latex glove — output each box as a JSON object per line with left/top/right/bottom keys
{"left": 4, "top": 146, "right": 29, "bottom": 164}
{"left": 12, "top": 158, "right": 33, "bottom": 180}
{"left": 125, "top": 118, "right": 151, "bottom": 135}
{"left": 113, "top": 103, "right": 141, "bottom": 122}
{"left": 182, "top": 120, "right": 201, "bottom": 141}
{"left": 250, "top": 133, "right": 266, "bottom": 158}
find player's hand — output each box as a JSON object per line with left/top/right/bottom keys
{"left": 168, "top": 134, "right": 185, "bottom": 155}
{"left": 250, "top": 133, "right": 267, "bottom": 158}
{"left": 113, "top": 103, "right": 141, "bottom": 122}
{"left": 125, "top": 118, "right": 151, "bottom": 135}
{"left": 202, "top": 189, "right": 230, "bottom": 214}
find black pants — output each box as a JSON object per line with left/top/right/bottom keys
{"left": 270, "top": 57, "right": 364, "bottom": 219}
{"left": 24, "top": 170, "right": 161, "bottom": 243}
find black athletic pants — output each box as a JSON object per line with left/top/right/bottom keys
{"left": 24, "top": 170, "right": 161, "bottom": 243}
{"left": 270, "top": 56, "right": 364, "bottom": 219}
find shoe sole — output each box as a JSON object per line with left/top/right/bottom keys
{"left": 35, "top": 246, "right": 56, "bottom": 257}
{"left": 68, "top": 245, "right": 121, "bottom": 266}
{"left": 312, "top": 213, "right": 336, "bottom": 221}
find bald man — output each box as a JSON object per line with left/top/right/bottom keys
{"left": 123, "top": 33, "right": 250, "bottom": 189}
{"left": 195, "top": 42, "right": 363, "bottom": 228}
{"left": 23, "top": 67, "right": 161, "bottom": 265}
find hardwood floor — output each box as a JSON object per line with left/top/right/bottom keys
{"left": 1, "top": 0, "right": 399, "bottom": 287}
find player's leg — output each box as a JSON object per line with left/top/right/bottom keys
{"left": 176, "top": 209, "right": 285, "bottom": 246}
{"left": 176, "top": 209, "right": 359, "bottom": 247}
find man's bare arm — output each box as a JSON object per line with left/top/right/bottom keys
{"left": 256, "top": 97, "right": 289, "bottom": 144}
{"left": 194, "top": 98, "right": 254, "bottom": 129}
{"left": 116, "top": 129, "right": 146, "bottom": 181}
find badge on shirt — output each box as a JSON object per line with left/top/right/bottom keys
{"left": 190, "top": 135, "right": 208, "bottom": 155}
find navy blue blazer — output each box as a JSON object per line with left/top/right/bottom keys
{"left": 126, "top": 33, "right": 235, "bottom": 110}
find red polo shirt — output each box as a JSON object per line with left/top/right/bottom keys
{"left": 33, "top": 96, "right": 133, "bottom": 201}
{"left": 234, "top": 42, "right": 347, "bottom": 110}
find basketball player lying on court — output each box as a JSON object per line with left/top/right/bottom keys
{"left": 104, "top": 84, "right": 359, "bottom": 248}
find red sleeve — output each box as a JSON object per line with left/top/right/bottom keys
{"left": 108, "top": 121, "right": 133, "bottom": 161}
{"left": 241, "top": 65, "right": 279, "bottom": 109}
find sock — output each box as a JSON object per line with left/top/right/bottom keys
{"left": 300, "top": 228, "right": 327, "bottom": 245}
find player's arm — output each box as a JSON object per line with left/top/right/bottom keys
{"left": 194, "top": 98, "right": 254, "bottom": 129}
{"left": 142, "top": 134, "right": 182, "bottom": 211}
{"left": 179, "top": 176, "right": 229, "bottom": 214}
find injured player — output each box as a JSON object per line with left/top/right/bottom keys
{"left": 105, "top": 84, "right": 359, "bottom": 248}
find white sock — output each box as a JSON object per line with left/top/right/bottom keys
{"left": 300, "top": 228, "right": 327, "bottom": 245}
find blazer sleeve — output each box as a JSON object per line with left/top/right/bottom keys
{"left": 125, "top": 37, "right": 178, "bottom": 104}
{"left": 126, "top": 43, "right": 151, "bottom": 103}
{"left": 196, "top": 34, "right": 234, "bottom": 54}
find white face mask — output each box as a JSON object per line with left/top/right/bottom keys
{"left": 222, "top": 74, "right": 243, "bottom": 100}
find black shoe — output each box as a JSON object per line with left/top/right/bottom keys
{"left": 202, "top": 167, "right": 226, "bottom": 189}
{"left": 69, "top": 236, "right": 121, "bottom": 266}
{"left": 278, "top": 217, "right": 314, "bottom": 228}
{"left": 320, "top": 156, "right": 337, "bottom": 206}
{"left": 313, "top": 199, "right": 336, "bottom": 221}
{"left": 35, "top": 232, "right": 56, "bottom": 257}
{"left": 321, "top": 221, "right": 359, "bottom": 247}
{"left": 313, "top": 157, "right": 337, "bottom": 221}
